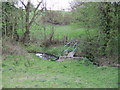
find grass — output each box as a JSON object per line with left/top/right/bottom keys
{"left": 17, "top": 23, "right": 98, "bottom": 42}
{"left": 0, "top": 59, "right": 1, "bottom": 89}
{"left": 2, "top": 55, "right": 118, "bottom": 88}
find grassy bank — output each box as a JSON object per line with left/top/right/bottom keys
{"left": 2, "top": 55, "right": 118, "bottom": 88}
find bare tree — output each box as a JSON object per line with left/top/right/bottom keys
{"left": 70, "top": 0, "right": 84, "bottom": 10}
{"left": 20, "top": 0, "right": 44, "bottom": 44}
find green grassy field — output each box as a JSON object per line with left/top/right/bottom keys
{"left": 2, "top": 55, "right": 118, "bottom": 88}
{"left": 17, "top": 23, "right": 98, "bottom": 41}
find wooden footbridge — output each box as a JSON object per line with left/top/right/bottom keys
{"left": 57, "top": 41, "right": 83, "bottom": 61}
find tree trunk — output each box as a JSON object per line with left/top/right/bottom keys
{"left": 12, "top": 23, "right": 14, "bottom": 39}
{"left": 22, "top": 26, "right": 30, "bottom": 43}
{"left": 99, "top": 2, "right": 112, "bottom": 56}
{"left": 22, "top": 1, "right": 30, "bottom": 44}
{"left": 21, "top": 8, "right": 24, "bottom": 33}
{"left": 20, "top": 0, "right": 44, "bottom": 44}
{"left": 103, "top": 4, "right": 111, "bottom": 56}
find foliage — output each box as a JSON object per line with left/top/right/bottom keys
{"left": 70, "top": 2, "right": 119, "bottom": 65}
{"left": 2, "top": 2, "right": 20, "bottom": 40}
{"left": 71, "top": 2, "right": 100, "bottom": 28}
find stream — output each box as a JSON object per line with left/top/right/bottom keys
{"left": 35, "top": 53, "right": 59, "bottom": 61}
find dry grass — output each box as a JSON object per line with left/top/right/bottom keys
{"left": 2, "top": 38, "right": 28, "bottom": 58}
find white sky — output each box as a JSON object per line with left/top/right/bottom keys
{"left": 44, "top": 0, "right": 73, "bottom": 10}
{"left": 16, "top": 0, "right": 73, "bottom": 11}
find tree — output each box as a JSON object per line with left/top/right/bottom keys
{"left": 70, "top": 1, "right": 119, "bottom": 65}
{"left": 98, "top": 2, "right": 119, "bottom": 56}
{"left": 70, "top": 0, "right": 84, "bottom": 10}
{"left": 2, "top": 2, "right": 19, "bottom": 41}
{"left": 19, "top": 0, "right": 44, "bottom": 44}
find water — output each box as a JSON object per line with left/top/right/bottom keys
{"left": 36, "top": 53, "right": 58, "bottom": 60}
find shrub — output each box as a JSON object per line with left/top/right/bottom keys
{"left": 76, "top": 29, "right": 118, "bottom": 66}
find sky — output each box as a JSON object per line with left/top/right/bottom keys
{"left": 16, "top": 0, "right": 73, "bottom": 11}
{"left": 44, "top": 0, "right": 73, "bottom": 10}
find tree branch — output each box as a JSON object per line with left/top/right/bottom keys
{"left": 29, "top": 0, "right": 44, "bottom": 26}
{"left": 29, "top": 7, "right": 44, "bottom": 26}
{"left": 34, "top": 0, "right": 43, "bottom": 13}
{"left": 20, "top": 0, "right": 26, "bottom": 8}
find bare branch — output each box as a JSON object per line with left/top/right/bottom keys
{"left": 34, "top": 0, "right": 43, "bottom": 13}
{"left": 70, "top": 0, "right": 84, "bottom": 10}
{"left": 20, "top": 0, "right": 26, "bottom": 8}
{"left": 29, "top": 7, "right": 44, "bottom": 26}
{"left": 29, "top": 0, "right": 44, "bottom": 26}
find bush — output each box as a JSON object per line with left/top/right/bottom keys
{"left": 76, "top": 29, "right": 118, "bottom": 66}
